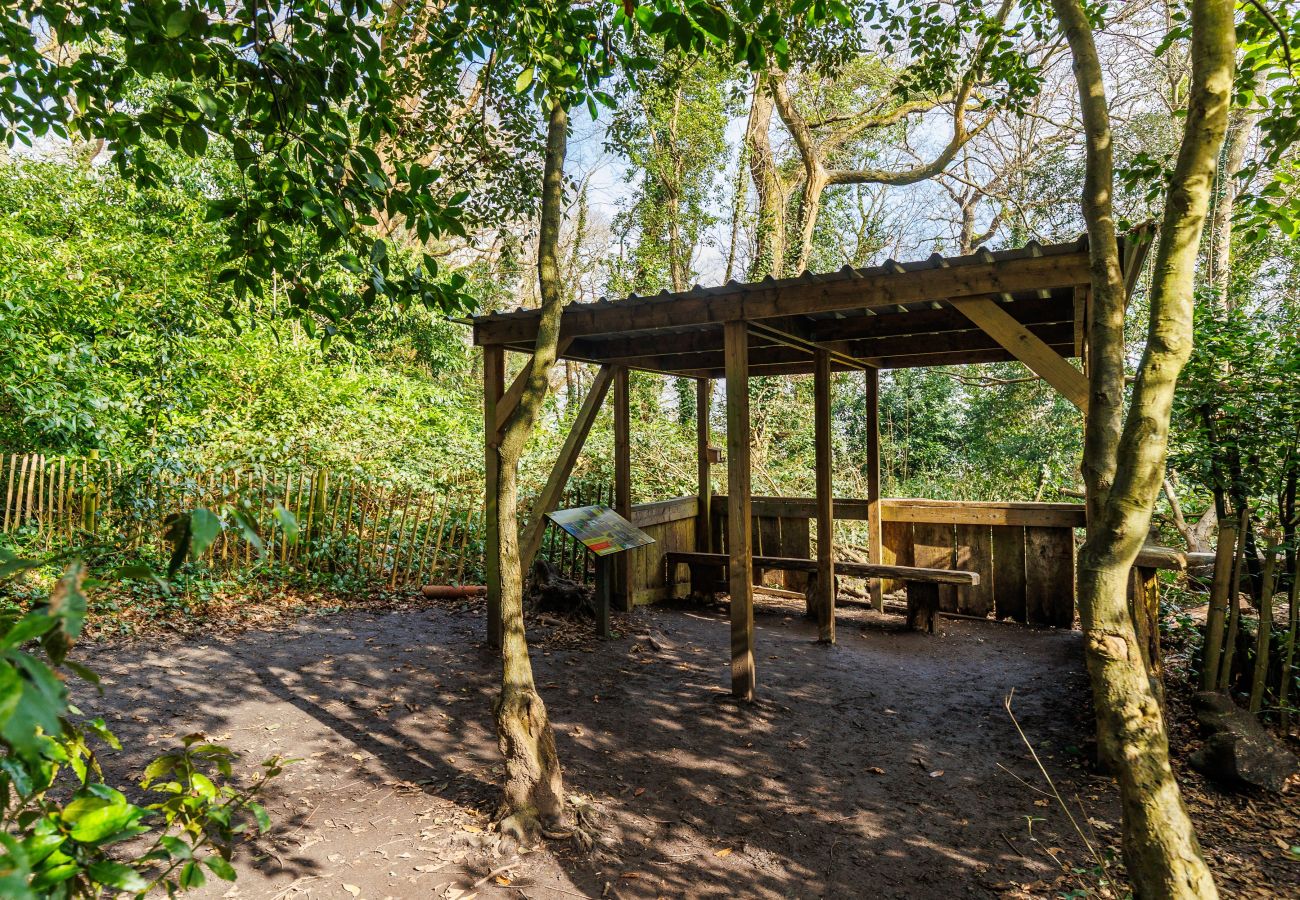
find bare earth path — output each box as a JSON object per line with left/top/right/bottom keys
{"left": 71, "top": 599, "right": 1230, "bottom": 899}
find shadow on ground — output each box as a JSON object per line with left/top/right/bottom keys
{"left": 77, "top": 598, "right": 1117, "bottom": 899}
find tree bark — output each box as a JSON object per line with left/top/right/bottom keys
{"left": 1054, "top": 0, "right": 1233, "bottom": 894}
{"left": 745, "top": 75, "right": 785, "bottom": 279}
{"left": 1206, "top": 96, "right": 1258, "bottom": 306}
{"left": 491, "top": 95, "right": 570, "bottom": 841}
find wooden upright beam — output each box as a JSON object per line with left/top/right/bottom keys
{"left": 950, "top": 298, "right": 1089, "bottom": 412}
{"left": 724, "top": 320, "right": 755, "bottom": 701}
{"left": 696, "top": 378, "right": 712, "bottom": 553}
{"left": 519, "top": 365, "right": 616, "bottom": 568}
{"left": 864, "top": 366, "right": 883, "bottom": 611}
{"left": 613, "top": 366, "right": 633, "bottom": 612}
{"left": 814, "top": 348, "right": 835, "bottom": 643}
{"left": 483, "top": 345, "right": 505, "bottom": 648}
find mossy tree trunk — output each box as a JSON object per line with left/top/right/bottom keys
{"left": 491, "top": 95, "right": 570, "bottom": 840}
{"left": 1052, "top": 0, "right": 1234, "bottom": 895}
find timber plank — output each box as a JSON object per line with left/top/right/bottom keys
{"left": 780, "top": 516, "right": 811, "bottom": 592}
{"left": 950, "top": 297, "right": 1088, "bottom": 411}
{"left": 614, "top": 366, "right": 632, "bottom": 611}
{"left": 880, "top": 521, "right": 913, "bottom": 595}
{"left": 1025, "top": 526, "right": 1076, "bottom": 627}
{"left": 955, "top": 524, "right": 994, "bottom": 617}
{"left": 814, "top": 347, "right": 836, "bottom": 640}
{"left": 992, "top": 526, "right": 1028, "bottom": 623}
{"left": 912, "top": 522, "right": 957, "bottom": 611}
{"left": 663, "top": 551, "right": 978, "bottom": 585}
{"left": 724, "top": 320, "right": 755, "bottom": 700}
{"left": 864, "top": 366, "right": 882, "bottom": 610}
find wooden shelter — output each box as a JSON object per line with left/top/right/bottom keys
{"left": 473, "top": 234, "right": 1153, "bottom": 700}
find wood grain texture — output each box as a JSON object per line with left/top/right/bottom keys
{"left": 991, "top": 526, "right": 1027, "bottom": 623}
{"left": 724, "top": 320, "right": 755, "bottom": 700}
{"left": 1025, "top": 526, "right": 1076, "bottom": 627}
{"left": 911, "top": 522, "right": 957, "bottom": 611}
{"left": 955, "top": 524, "right": 994, "bottom": 617}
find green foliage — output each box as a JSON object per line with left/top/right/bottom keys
{"left": 0, "top": 552, "right": 281, "bottom": 897}
{"left": 0, "top": 157, "right": 481, "bottom": 492}
{"left": 1231, "top": 0, "right": 1300, "bottom": 241}
{"left": 1172, "top": 289, "right": 1300, "bottom": 528}
{"left": 605, "top": 53, "right": 737, "bottom": 295}
{"left": 2, "top": 0, "right": 470, "bottom": 327}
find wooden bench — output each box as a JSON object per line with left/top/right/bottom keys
{"left": 665, "top": 551, "right": 979, "bottom": 633}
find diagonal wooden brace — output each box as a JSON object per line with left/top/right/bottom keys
{"left": 949, "top": 297, "right": 1089, "bottom": 413}
{"left": 519, "top": 364, "right": 615, "bottom": 569}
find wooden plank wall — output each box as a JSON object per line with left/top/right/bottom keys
{"left": 628, "top": 496, "right": 697, "bottom": 605}
{"left": 714, "top": 497, "right": 1084, "bottom": 628}
{"left": 880, "top": 504, "right": 1080, "bottom": 625}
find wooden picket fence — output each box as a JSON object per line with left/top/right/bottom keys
{"left": 537, "top": 482, "right": 614, "bottom": 587}
{"left": 0, "top": 452, "right": 484, "bottom": 588}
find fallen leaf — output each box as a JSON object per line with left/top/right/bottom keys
{"left": 494, "top": 876, "right": 511, "bottom": 885}
{"left": 342, "top": 885, "right": 361, "bottom": 897}
{"left": 634, "top": 787, "right": 645, "bottom": 797}
{"left": 868, "top": 767, "right": 885, "bottom": 775}
{"left": 715, "top": 848, "right": 732, "bottom": 857}
{"left": 929, "top": 770, "right": 944, "bottom": 778}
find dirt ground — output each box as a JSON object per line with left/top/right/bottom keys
{"left": 73, "top": 596, "right": 1297, "bottom": 899}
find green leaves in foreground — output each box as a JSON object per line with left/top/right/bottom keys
{"left": 0, "top": 555, "right": 283, "bottom": 896}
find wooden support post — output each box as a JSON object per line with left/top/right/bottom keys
{"left": 696, "top": 378, "right": 712, "bottom": 554}
{"left": 724, "top": 320, "right": 755, "bottom": 700}
{"left": 865, "top": 366, "right": 883, "bottom": 611}
{"left": 519, "top": 365, "right": 616, "bottom": 568}
{"left": 614, "top": 366, "right": 633, "bottom": 612}
{"left": 814, "top": 348, "right": 835, "bottom": 643}
{"left": 595, "top": 554, "right": 613, "bottom": 639}
{"left": 483, "top": 344, "right": 505, "bottom": 649}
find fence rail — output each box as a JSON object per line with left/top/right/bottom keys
{"left": 0, "top": 453, "right": 483, "bottom": 588}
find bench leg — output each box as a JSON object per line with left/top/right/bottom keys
{"left": 906, "top": 582, "right": 939, "bottom": 634}
{"left": 689, "top": 563, "right": 721, "bottom": 602}
{"left": 804, "top": 571, "right": 819, "bottom": 620}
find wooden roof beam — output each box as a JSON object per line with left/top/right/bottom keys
{"left": 748, "top": 319, "right": 871, "bottom": 372}
{"left": 806, "top": 295, "right": 1071, "bottom": 343}
{"left": 833, "top": 321, "right": 1075, "bottom": 360}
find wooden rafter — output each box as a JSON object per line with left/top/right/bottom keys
{"left": 949, "top": 298, "right": 1089, "bottom": 411}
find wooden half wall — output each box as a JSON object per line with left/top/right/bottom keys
{"left": 709, "top": 496, "right": 1085, "bottom": 627}
{"left": 627, "top": 495, "right": 698, "bottom": 605}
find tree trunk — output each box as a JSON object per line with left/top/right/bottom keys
{"left": 1248, "top": 547, "right": 1277, "bottom": 714}
{"left": 1054, "top": 0, "right": 1233, "bottom": 894}
{"left": 1206, "top": 95, "right": 1258, "bottom": 306}
{"left": 491, "top": 95, "right": 571, "bottom": 841}
{"left": 1279, "top": 552, "right": 1299, "bottom": 732}
{"left": 745, "top": 75, "right": 784, "bottom": 279}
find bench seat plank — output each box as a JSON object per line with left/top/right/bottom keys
{"left": 665, "top": 551, "right": 978, "bottom": 586}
